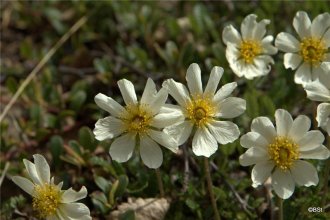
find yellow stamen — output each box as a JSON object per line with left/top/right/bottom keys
{"left": 268, "top": 136, "right": 299, "bottom": 171}
{"left": 300, "top": 37, "right": 326, "bottom": 66}
{"left": 33, "top": 183, "right": 61, "bottom": 218}
{"left": 185, "top": 94, "right": 215, "bottom": 127}
{"left": 122, "top": 103, "right": 153, "bottom": 134}
{"left": 240, "top": 40, "right": 262, "bottom": 64}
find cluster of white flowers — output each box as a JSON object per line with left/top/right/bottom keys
{"left": 12, "top": 11, "right": 330, "bottom": 218}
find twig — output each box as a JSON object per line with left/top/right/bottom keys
{"left": 181, "top": 144, "right": 190, "bottom": 193}
{"left": 156, "top": 168, "right": 165, "bottom": 197}
{"left": 204, "top": 157, "right": 221, "bottom": 220}
{"left": 0, "top": 15, "right": 88, "bottom": 122}
{"left": 210, "top": 162, "right": 254, "bottom": 215}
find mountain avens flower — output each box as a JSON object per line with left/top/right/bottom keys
{"left": 94, "top": 78, "right": 179, "bottom": 169}
{"left": 239, "top": 109, "right": 330, "bottom": 199}
{"left": 275, "top": 11, "right": 330, "bottom": 84}
{"left": 304, "top": 63, "right": 330, "bottom": 135}
{"left": 12, "top": 154, "right": 91, "bottom": 220}
{"left": 222, "top": 14, "right": 277, "bottom": 79}
{"left": 163, "top": 63, "right": 246, "bottom": 157}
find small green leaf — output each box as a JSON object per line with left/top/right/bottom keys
{"left": 79, "top": 126, "right": 97, "bottom": 151}
{"left": 95, "top": 176, "right": 111, "bottom": 193}
{"left": 115, "top": 175, "right": 129, "bottom": 198}
{"left": 50, "top": 136, "right": 63, "bottom": 166}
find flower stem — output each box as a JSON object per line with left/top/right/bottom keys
{"left": 321, "top": 136, "right": 330, "bottom": 207}
{"left": 204, "top": 157, "right": 221, "bottom": 220}
{"left": 155, "top": 168, "right": 164, "bottom": 197}
{"left": 277, "top": 196, "right": 283, "bottom": 220}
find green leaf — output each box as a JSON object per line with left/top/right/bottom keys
{"left": 95, "top": 176, "right": 111, "bottom": 193}
{"left": 79, "top": 126, "right": 97, "bottom": 151}
{"left": 115, "top": 175, "right": 129, "bottom": 198}
{"left": 69, "top": 90, "right": 87, "bottom": 111}
{"left": 119, "top": 209, "right": 135, "bottom": 220}
{"left": 5, "top": 77, "right": 18, "bottom": 94}
{"left": 50, "top": 136, "right": 63, "bottom": 167}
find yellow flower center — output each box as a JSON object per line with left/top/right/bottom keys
{"left": 239, "top": 40, "right": 262, "bottom": 64}
{"left": 123, "top": 103, "right": 153, "bottom": 134}
{"left": 300, "top": 37, "right": 326, "bottom": 66}
{"left": 33, "top": 183, "right": 61, "bottom": 218}
{"left": 268, "top": 136, "right": 299, "bottom": 171}
{"left": 185, "top": 94, "right": 215, "bottom": 127}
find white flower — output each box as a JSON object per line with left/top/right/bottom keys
{"left": 239, "top": 109, "right": 330, "bottom": 199}
{"left": 12, "top": 154, "right": 91, "bottom": 220}
{"left": 222, "top": 14, "right": 278, "bottom": 79}
{"left": 275, "top": 11, "right": 330, "bottom": 85}
{"left": 162, "top": 63, "right": 246, "bottom": 157}
{"left": 94, "top": 78, "right": 179, "bottom": 169}
{"left": 304, "top": 63, "right": 330, "bottom": 135}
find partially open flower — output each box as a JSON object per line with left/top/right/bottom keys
{"left": 222, "top": 14, "right": 277, "bottom": 79}
{"left": 275, "top": 11, "right": 330, "bottom": 84}
{"left": 239, "top": 109, "right": 329, "bottom": 199}
{"left": 94, "top": 78, "right": 180, "bottom": 169}
{"left": 12, "top": 154, "right": 91, "bottom": 220}
{"left": 163, "top": 63, "right": 246, "bottom": 157}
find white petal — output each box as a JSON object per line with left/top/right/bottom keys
{"left": 311, "top": 12, "right": 330, "bottom": 38}
{"left": 109, "top": 133, "right": 136, "bottom": 163}
{"left": 251, "top": 117, "right": 276, "bottom": 143}
{"left": 241, "top": 14, "right": 257, "bottom": 39}
{"left": 140, "top": 135, "right": 163, "bottom": 169}
{"left": 295, "top": 63, "right": 312, "bottom": 85}
{"left": 298, "top": 130, "right": 325, "bottom": 151}
{"left": 288, "top": 115, "right": 311, "bottom": 142}
{"left": 94, "top": 93, "right": 127, "bottom": 118}
{"left": 148, "top": 130, "right": 178, "bottom": 153}
{"left": 186, "top": 63, "right": 203, "bottom": 95}
{"left": 316, "top": 103, "right": 330, "bottom": 128}
{"left": 151, "top": 105, "right": 185, "bottom": 128}
{"left": 207, "top": 120, "right": 240, "bottom": 144}
{"left": 275, "top": 32, "right": 300, "bottom": 53}
{"left": 12, "top": 176, "right": 35, "bottom": 196}
{"left": 262, "top": 35, "right": 278, "bottom": 55}
{"left": 204, "top": 66, "right": 223, "bottom": 95}
{"left": 213, "top": 82, "right": 237, "bottom": 104}
{"left": 323, "top": 28, "right": 330, "bottom": 47}
{"left": 239, "top": 147, "right": 268, "bottom": 166}
{"left": 216, "top": 97, "right": 246, "bottom": 118}
{"left": 93, "top": 116, "right": 125, "bottom": 141}
{"left": 284, "top": 53, "right": 302, "bottom": 70}
{"left": 23, "top": 159, "right": 42, "bottom": 185}
{"left": 141, "top": 78, "right": 157, "bottom": 106}
{"left": 33, "top": 154, "right": 50, "bottom": 184}
{"left": 271, "top": 169, "right": 295, "bottom": 199}
{"left": 61, "top": 186, "right": 87, "bottom": 203}
{"left": 293, "top": 11, "right": 311, "bottom": 38}
{"left": 252, "top": 55, "right": 274, "bottom": 77}
{"left": 149, "top": 88, "right": 168, "bottom": 114}
{"left": 222, "top": 25, "right": 242, "bottom": 45}
{"left": 253, "top": 18, "right": 270, "bottom": 40}
{"left": 251, "top": 161, "right": 274, "bottom": 188}
{"left": 299, "top": 145, "right": 330, "bottom": 159}
{"left": 59, "top": 203, "right": 91, "bottom": 219}
{"left": 291, "top": 160, "right": 318, "bottom": 186}
{"left": 163, "top": 121, "right": 193, "bottom": 146}
{"left": 117, "top": 79, "right": 137, "bottom": 105}
{"left": 240, "top": 132, "right": 269, "bottom": 149}
{"left": 275, "top": 109, "right": 293, "bottom": 136}
{"left": 162, "top": 79, "right": 191, "bottom": 107}
{"left": 304, "top": 80, "right": 330, "bottom": 102}
{"left": 192, "top": 127, "right": 218, "bottom": 157}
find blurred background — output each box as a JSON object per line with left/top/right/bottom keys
{"left": 1, "top": 1, "right": 329, "bottom": 219}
